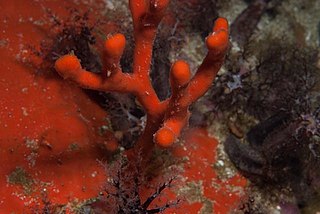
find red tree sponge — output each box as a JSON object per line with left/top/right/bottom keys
{"left": 104, "top": 33, "right": 126, "bottom": 58}
{"left": 206, "top": 18, "right": 229, "bottom": 52}
{"left": 54, "top": 0, "right": 229, "bottom": 160}
{"left": 154, "top": 127, "right": 175, "bottom": 147}
{"left": 171, "top": 60, "right": 191, "bottom": 87}
{"left": 55, "top": 54, "right": 81, "bottom": 78}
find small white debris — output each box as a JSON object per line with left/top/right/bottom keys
{"left": 21, "top": 107, "right": 28, "bottom": 116}
{"left": 21, "top": 87, "right": 28, "bottom": 93}
{"left": 91, "top": 171, "right": 97, "bottom": 178}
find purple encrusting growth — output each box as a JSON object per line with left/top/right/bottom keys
{"left": 230, "top": 0, "right": 272, "bottom": 47}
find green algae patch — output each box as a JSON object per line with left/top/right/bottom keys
{"left": 68, "top": 143, "right": 80, "bottom": 152}
{"left": 7, "top": 167, "right": 35, "bottom": 195}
